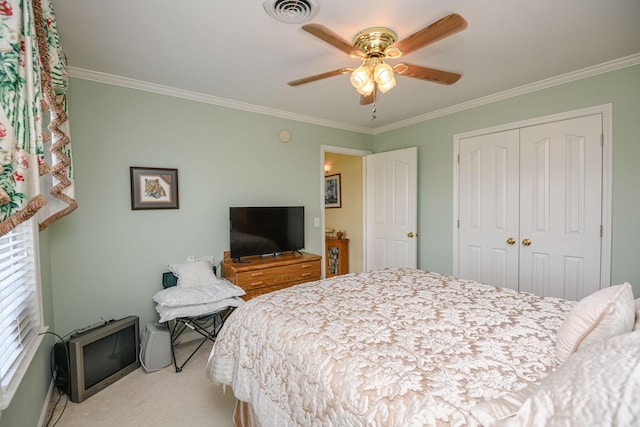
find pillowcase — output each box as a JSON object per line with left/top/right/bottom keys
{"left": 153, "top": 279, "right": 245, "bottom": 307}
{"left": 155, "top": 297, "right": 244, "bottom": 323}
{"left": 511, "top": 330, "right": 640, "bottom": 427}
{"left": 556, "top": 282, "right": 634, "bottom": 362}
{"left": 635, "top": 298, "right": 640, "bottom": 331}
{"left": 168, "top": 257, "right": 217, "bottom": 288}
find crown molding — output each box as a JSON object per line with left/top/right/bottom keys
{"left": 373, "top": 53, "right": 640, "bottom": 134}
{"left": 67, "top": 67, "right": 374, "bottom": 135}
{"left": 69, "top": 53, "right": 639, "bottom": 136}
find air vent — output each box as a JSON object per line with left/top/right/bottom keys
{"left": 263, "top": 0, "right": 319, "bottom": 24}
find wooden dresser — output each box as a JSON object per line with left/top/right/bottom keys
{"left": 222, "top": 251, "right": 321, "bottom": 300}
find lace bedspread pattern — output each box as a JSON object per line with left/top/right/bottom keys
{"left": 207, "top": 268, "right": 575, "bottom": 427}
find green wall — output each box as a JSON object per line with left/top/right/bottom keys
{"left": 2, "top": 64, "right": 639, "bottom": 426}
{"left": 374, "top": 64, "right": 640, "bottom": 296}
{"left": 48, "top": 78, "right": 372, "bottom": 336}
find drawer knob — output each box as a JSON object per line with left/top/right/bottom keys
{"left": 250, "top": 272, "right": 264, "bottom": 277}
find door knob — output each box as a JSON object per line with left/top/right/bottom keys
{"left": 506, "top": 237, "right": 516, "bottom": 245}
{"left": 522, "top": 239, "right": 532, "bottom": 246}
{"left": 407, "top": 232, "right": 415, "bottom": 238}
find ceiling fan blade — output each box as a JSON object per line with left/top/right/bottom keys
{"left": 288, "top": 68, "right": 353, "bottom": 86}
{"left": 360, "top": 90, "right": 376, "bottom": 105}
{"left": 394, "top": 63, "right": 461, "bottom": 85}
{"left": 302, "top": 23, "right": 356, "bottom": 56}
{"left": 393, "top": 13, "right": 468, "bottom": 56}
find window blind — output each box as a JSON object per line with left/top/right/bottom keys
{"left": 0, "top": 219, "right": 42, "bottom": 410}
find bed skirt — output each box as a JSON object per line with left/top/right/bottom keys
{"left": 234, "top": 400, "right": 261, "bottom": 427}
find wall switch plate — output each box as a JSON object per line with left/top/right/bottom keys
{"left": 313, "top": 217, "right": 320, "bottom": 227}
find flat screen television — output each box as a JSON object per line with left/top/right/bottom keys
{"left": 54, "top": 316, "right": 140, "bottom": 403}
{"left": 229, "top": 206, "right": 305, "bottom": 261}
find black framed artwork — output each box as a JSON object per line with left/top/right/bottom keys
{"left": 130, "top": 167, "right": 179, "bottom": 210}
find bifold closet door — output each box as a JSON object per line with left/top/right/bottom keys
{"left": 518, "top": 115, "right": 603, "bottom": 300}
{"left": 458, "top": 129, "right": 520, "bottom": 290}
{"left": 458, "top": 114, "right": 603, "bottom": 299}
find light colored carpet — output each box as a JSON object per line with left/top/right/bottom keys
{"left": 45, "top": 339, "right": 236, "bottom": 427}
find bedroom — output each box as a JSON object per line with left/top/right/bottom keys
{"left": 1, "top": 1, "right": 639, "bottom": 426}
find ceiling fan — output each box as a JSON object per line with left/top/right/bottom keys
{"left": 288, "top": 13, "right": 468, "bottom": 105}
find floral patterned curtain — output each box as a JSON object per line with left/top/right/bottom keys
{"left": 0, "top": 0, "right": 76, "bottom": 236}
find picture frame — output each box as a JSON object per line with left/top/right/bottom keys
{"left": 324, "top": 173, "right": 341, "bottom": 208}
{"left": 130, "top": 167, "right": 179, "bottom": 210}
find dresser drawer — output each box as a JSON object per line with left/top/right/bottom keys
{"left": 236, "top": 261, "right": 320, "bottom": 289}
{"left": 243, "top": 283, "right": 297, "bottom": 300}
{"left": 222, "top": 252, "right": 322, "bottom": 300}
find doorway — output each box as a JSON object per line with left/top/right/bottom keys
{"left": 321, "top": 146, "right": 370, "bottom": 277}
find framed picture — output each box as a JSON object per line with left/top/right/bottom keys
{"left": 130, "top": 167, "right": 179, "bottom": 210}
{"left": 324, "top": 173, "right": 341, "bottom": 208}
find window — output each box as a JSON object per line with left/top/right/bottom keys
{"left": 0, "top": 218, "right": 45, "bottom": 410}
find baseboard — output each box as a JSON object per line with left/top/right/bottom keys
{"left": 38, "top": 377, "right": 57, "bottom": 427}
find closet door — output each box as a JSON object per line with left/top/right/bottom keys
{"left": 519, "top": 115, "right": 603, "bottom": 300}
{"left": 457, "top": 114, "right": 603, "bottom": 300}
{"left": 458, "top": 130, "right": 520, "bottom": 290}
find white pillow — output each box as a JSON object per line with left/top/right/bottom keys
{"left": 155, "top": 297, "right": 244, "bottom": 322}
{"left": 153, "top": 279, "right": 245, "bottom": 307}
{"left": 635, "top": 298, "right": 640, "bottom": 331}
{"left": 511, "top": 330, "right": 640, "bottom": 427}
{"left": 556, "top": 282, "right": 635, "bottom": 362}
{"left": 168, "top": 257, "right": 217, "bottom": 288}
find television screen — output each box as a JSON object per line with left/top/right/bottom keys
{"left": 83, "top": 324, "right": 137, "bottom": 389}
{"left": 230, "top": 206, "right": 304, "bottom": 260}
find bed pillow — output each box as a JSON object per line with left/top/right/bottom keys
{"left": 153, "top": 279, "right": 245, "bottom": 307}
{"left": 168, "top": 257, "right": 217, "bottom": 288}
{"left": 556, "top": 282, "right": 634, "bottom": 362}
{"left": 635, "top": 298, "right": 640, "bottom": 331}
{"left": 512, "top": 330, "right": 640, "bottom": 427}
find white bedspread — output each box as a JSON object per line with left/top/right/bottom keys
{"left": 207, "top": 268, "right": 575, "bottom": 427}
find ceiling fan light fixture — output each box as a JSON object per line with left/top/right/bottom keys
{"left": 377, "top": 76, "right": 396, "bottom": 93}
{"left": 356, "top": 79, "right": 375, "bottom": 96}
{"left": 350, "top": 65, "right": 372, "bottom": 90}
{"left": 373, "top": 63, "right": 394, "bottom": 85}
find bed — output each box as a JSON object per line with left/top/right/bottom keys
{"left": 206, "top": 268, "right": 639, "bottom": 426}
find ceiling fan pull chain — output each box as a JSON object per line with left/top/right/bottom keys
{"left": 371, "top": 102, "right": 377, "bottom": 120}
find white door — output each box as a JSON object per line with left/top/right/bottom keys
{"left": 457, "top": 114, "right": 603, "bottom": 300}
{"left": 458, "top": 130, "right": 520, "bottom": 290}
{"left": 366, "top": 147, "right": 418, "bottom": 270}
{"left": 519, "top": 115, "right": 603, "bottom": 299}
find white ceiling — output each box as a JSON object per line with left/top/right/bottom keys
{"left": 52, "top": 0, "right": 640, "bottom": 133}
